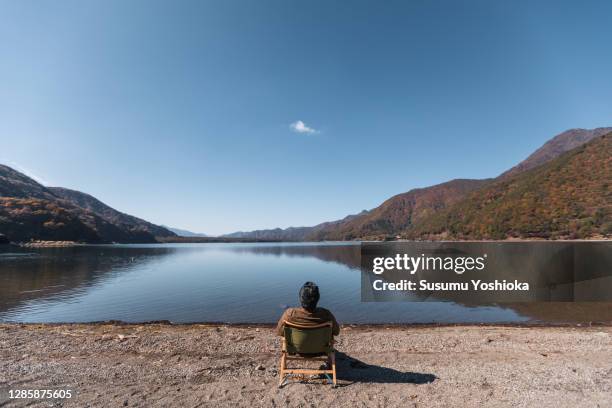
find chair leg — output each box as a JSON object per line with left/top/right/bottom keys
{"left": 330, "top": 352, "right": 337, "bottom": 387}
{"left": 278, "top": 352, "right": 286, "bottom": 388}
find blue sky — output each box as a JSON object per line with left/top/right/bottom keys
{"left": 1, "top": 0, "right": 611, "bottom": 235}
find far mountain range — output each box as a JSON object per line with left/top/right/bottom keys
{"left": 0, "top": 127, "right": 610, "bottom": 243}
{"left": 162, "top": 226, "right": 208, "bottom": 238}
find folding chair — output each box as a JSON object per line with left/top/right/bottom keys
{"left": 278, "top": 320, "right": 337, "bottom": 388}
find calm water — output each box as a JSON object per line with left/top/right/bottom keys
{"left": 0, "top": 243, "right": 610, "bottom": 324}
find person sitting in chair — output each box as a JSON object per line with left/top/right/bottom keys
{"left": 276, "top": 282, "right": 340, "bottom": 386}
{"left": 276, "top": 281, "right": 340, "bottom": 337}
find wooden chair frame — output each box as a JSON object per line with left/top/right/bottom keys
{"left": 278, "top": 320, "right": 337, "bottom": 388}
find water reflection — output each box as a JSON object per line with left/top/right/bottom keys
{"left": 227, "top": 242, "right": 362, "bottom": 269}
{"left": 0, "top": 243, "right": 610, "bottom": 324}
{"left": 0, "top": 246, "right": 176, "bottom": 316}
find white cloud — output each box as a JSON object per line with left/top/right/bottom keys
{"left": 290, "top": 120, "right": 318, "bottom": 134}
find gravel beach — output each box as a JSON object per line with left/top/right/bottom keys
{"left": 1, "top": 324, "right": 610, "bottom": 407}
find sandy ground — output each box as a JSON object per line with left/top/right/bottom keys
{"left": 0, "top": 324, "right": 610, "bottom": 407}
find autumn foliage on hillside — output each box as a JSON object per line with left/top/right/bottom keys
{"left": 406, "top": 134, "right": 612, "bottom": 240}
{"left": 0, "top": 197, "right": 161, "bottom": 243}
{"left": 0, "top": 198, "right": 101, "bottom": 242}
{"left": 307, "top": 179, "right": 490, "bottom": 241}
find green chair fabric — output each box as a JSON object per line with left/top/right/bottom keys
{"left": 283, "top": 326, "right": 333, "bottom": 354}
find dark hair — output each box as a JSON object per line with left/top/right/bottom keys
{"left": 299, "top": 281, "right": 320, "bottom": 312}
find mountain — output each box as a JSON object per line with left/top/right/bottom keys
{"left": 49, "top": 187, "right": 174, "bottom": 238}
{"left": 223, "top": 127, "right": 610, "bottom": 241}
{"left": 499, "top": 127, "right": 612, "bottom": 179}
{"left": 306, "top": 179, "right": 490, "bottom": 241}
{"left": 163, "top": 226, "right": 208, "bottom": 237}
{"left": 0, "top": 164, "right": 176, "bottom": 243}
{"left": 406, "top": 133, "right": 611, "bottom": 239}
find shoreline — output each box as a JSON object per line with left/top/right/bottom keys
{"left": 4, "top": 238, "right": 610, "bottom": 247}
{"left": 3, "top": 320, "right": 612, "bottom": 328}
{"left": 1, "top": 323, "right": 610, "bottom": 407}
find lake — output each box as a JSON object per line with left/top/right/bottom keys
{"left": 1, "top": 243, "right": 610, "bottom": 324}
